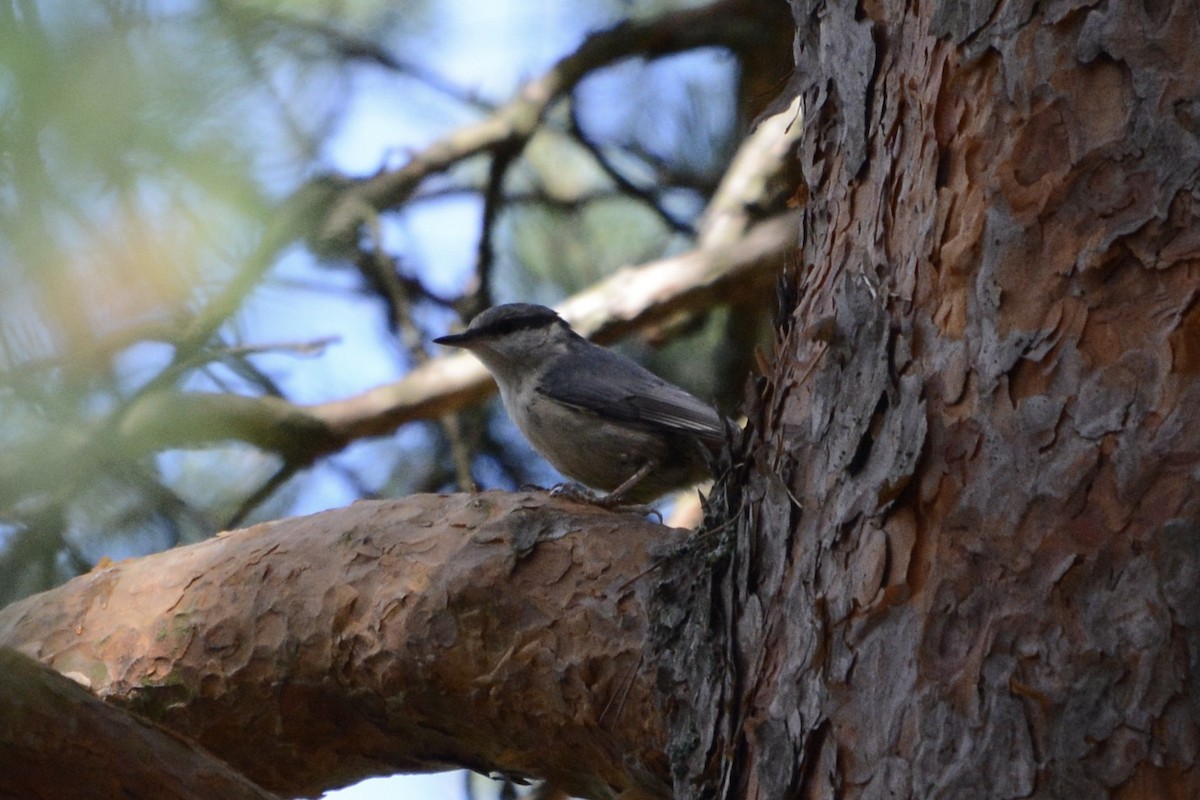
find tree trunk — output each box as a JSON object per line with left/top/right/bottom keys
{"left": 655, "top": 2, "right": 1200, "bottom": 798}
{"left": 3, "top": 3, "right": 1200, "bottom": 799}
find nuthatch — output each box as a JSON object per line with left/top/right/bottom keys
{"left": 434, "top": 303, "right": 726, "bottom": 505}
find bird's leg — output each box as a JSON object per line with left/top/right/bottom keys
{"left": 547, "top": 460, "right": 658, "bottom": 513}
{"left": 593, "top": 460, "right": 657, "bottom": 508}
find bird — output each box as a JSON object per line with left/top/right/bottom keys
{"left": 434, "top": 303, "right": 727, "bottom": 505}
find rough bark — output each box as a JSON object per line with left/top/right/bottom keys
{"left": 0, "top": 493, "right": 681, "bottom": 799}
{"left": 7, "top": 3, "right": 1200, "bottom": 799}
{"left": 656, "top": 2, "right": 1200, "bottom": 799}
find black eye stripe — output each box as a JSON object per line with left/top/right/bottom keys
{"left": 474, "top": 312, "right": 562, "bottom": 337}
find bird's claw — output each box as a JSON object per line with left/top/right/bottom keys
{"left": 548, "top": 482, "right": 596, "bottom": 502}
{"left": 549, "top": 483, "right": 660, "bottom": 518}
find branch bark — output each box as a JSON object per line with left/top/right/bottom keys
{"left": 0, "top": 649, "right": 281, "bottom": 800}
{"left": 0, "top": 492, "right": 683, "bottom": 799}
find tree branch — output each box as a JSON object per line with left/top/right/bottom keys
{"left": 0, "top": 492, "right": 684, "bottom": 798}
{"left": 0, "top": 55, "right": 805, "bottom": 525}
{"left": 311, "top": 0, "right": 769, "bottom": 252}
{"left": 316, "top": 210, "right": 799, "bottom": 440}
{"left": 0, "top": 648, "right": 281, "bottom": 800}
{"left": 9, "top": 208, "right": 793, "bottom": 488}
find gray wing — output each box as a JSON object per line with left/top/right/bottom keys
{"left": 536, "top": 346, "right": 726, "bottom": 444}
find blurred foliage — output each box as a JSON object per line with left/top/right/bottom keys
{"left": 0, "top": 0, "right": 786, "bottom": 605}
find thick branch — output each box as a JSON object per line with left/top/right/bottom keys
{"left": 0, "top": 649, "right": 280, "bottom": 800}
{"left": 0, "top": 492, "right": 683, "bottom": 799}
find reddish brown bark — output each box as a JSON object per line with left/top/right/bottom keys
{"left": 5, "top": 4, "right": 1200, "bottom": 799}
{"left": 0, "top": 493, "right": 681, "bottom": 798}
{"left": 655, "top": 1, "right": 1200, "bottom": 798}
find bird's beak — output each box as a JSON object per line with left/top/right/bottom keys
{"left": 433, "top": 330, "right": 477, "bottom": 348}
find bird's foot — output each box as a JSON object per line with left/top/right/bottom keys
{"left": 548, "top": 482, "right": 599, "bottom": 503}
{"left": 549, "top": 483, "right": 659, "bottom": 518}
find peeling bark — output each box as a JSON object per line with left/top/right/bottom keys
{"left": 657, "top": 2, "right": 1200, "bottom": 798}
{"left": 0, "top": 493, "right": 681, "bottom": 799}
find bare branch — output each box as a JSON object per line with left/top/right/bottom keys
{"left": 472, "top": 145, "right": 520, "bottom": 312}
{"left": 0, "top": 492, "right": 683, "bottom": 799}
{"left": 313, "top": 0, "right": 770, "bottom": 252}
{"left": 0, "top": 84, "right": 805, "bottom": 512}
{"left": 567, "top": 101, "right": 696, "bottom": 236}
{"left": 314, "top": 211, "right": 799, "bottom": 441}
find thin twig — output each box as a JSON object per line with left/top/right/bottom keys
{"left": 223, "top": 460, "right": 300, "bottom": 530}
{"left": 357, "top": 213, "right": 478, "bottom": 492}
{"left": 314, "top": 0, "right": 767, "bottom": 249}
{"left": 567, "top": 100, "right": 695, "bottom": 235}
{"left": 599, "top": 650, "right": 645, "bottom": 728}
{"left": 470, "top": 145, "right": 523, "bottom": 314}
